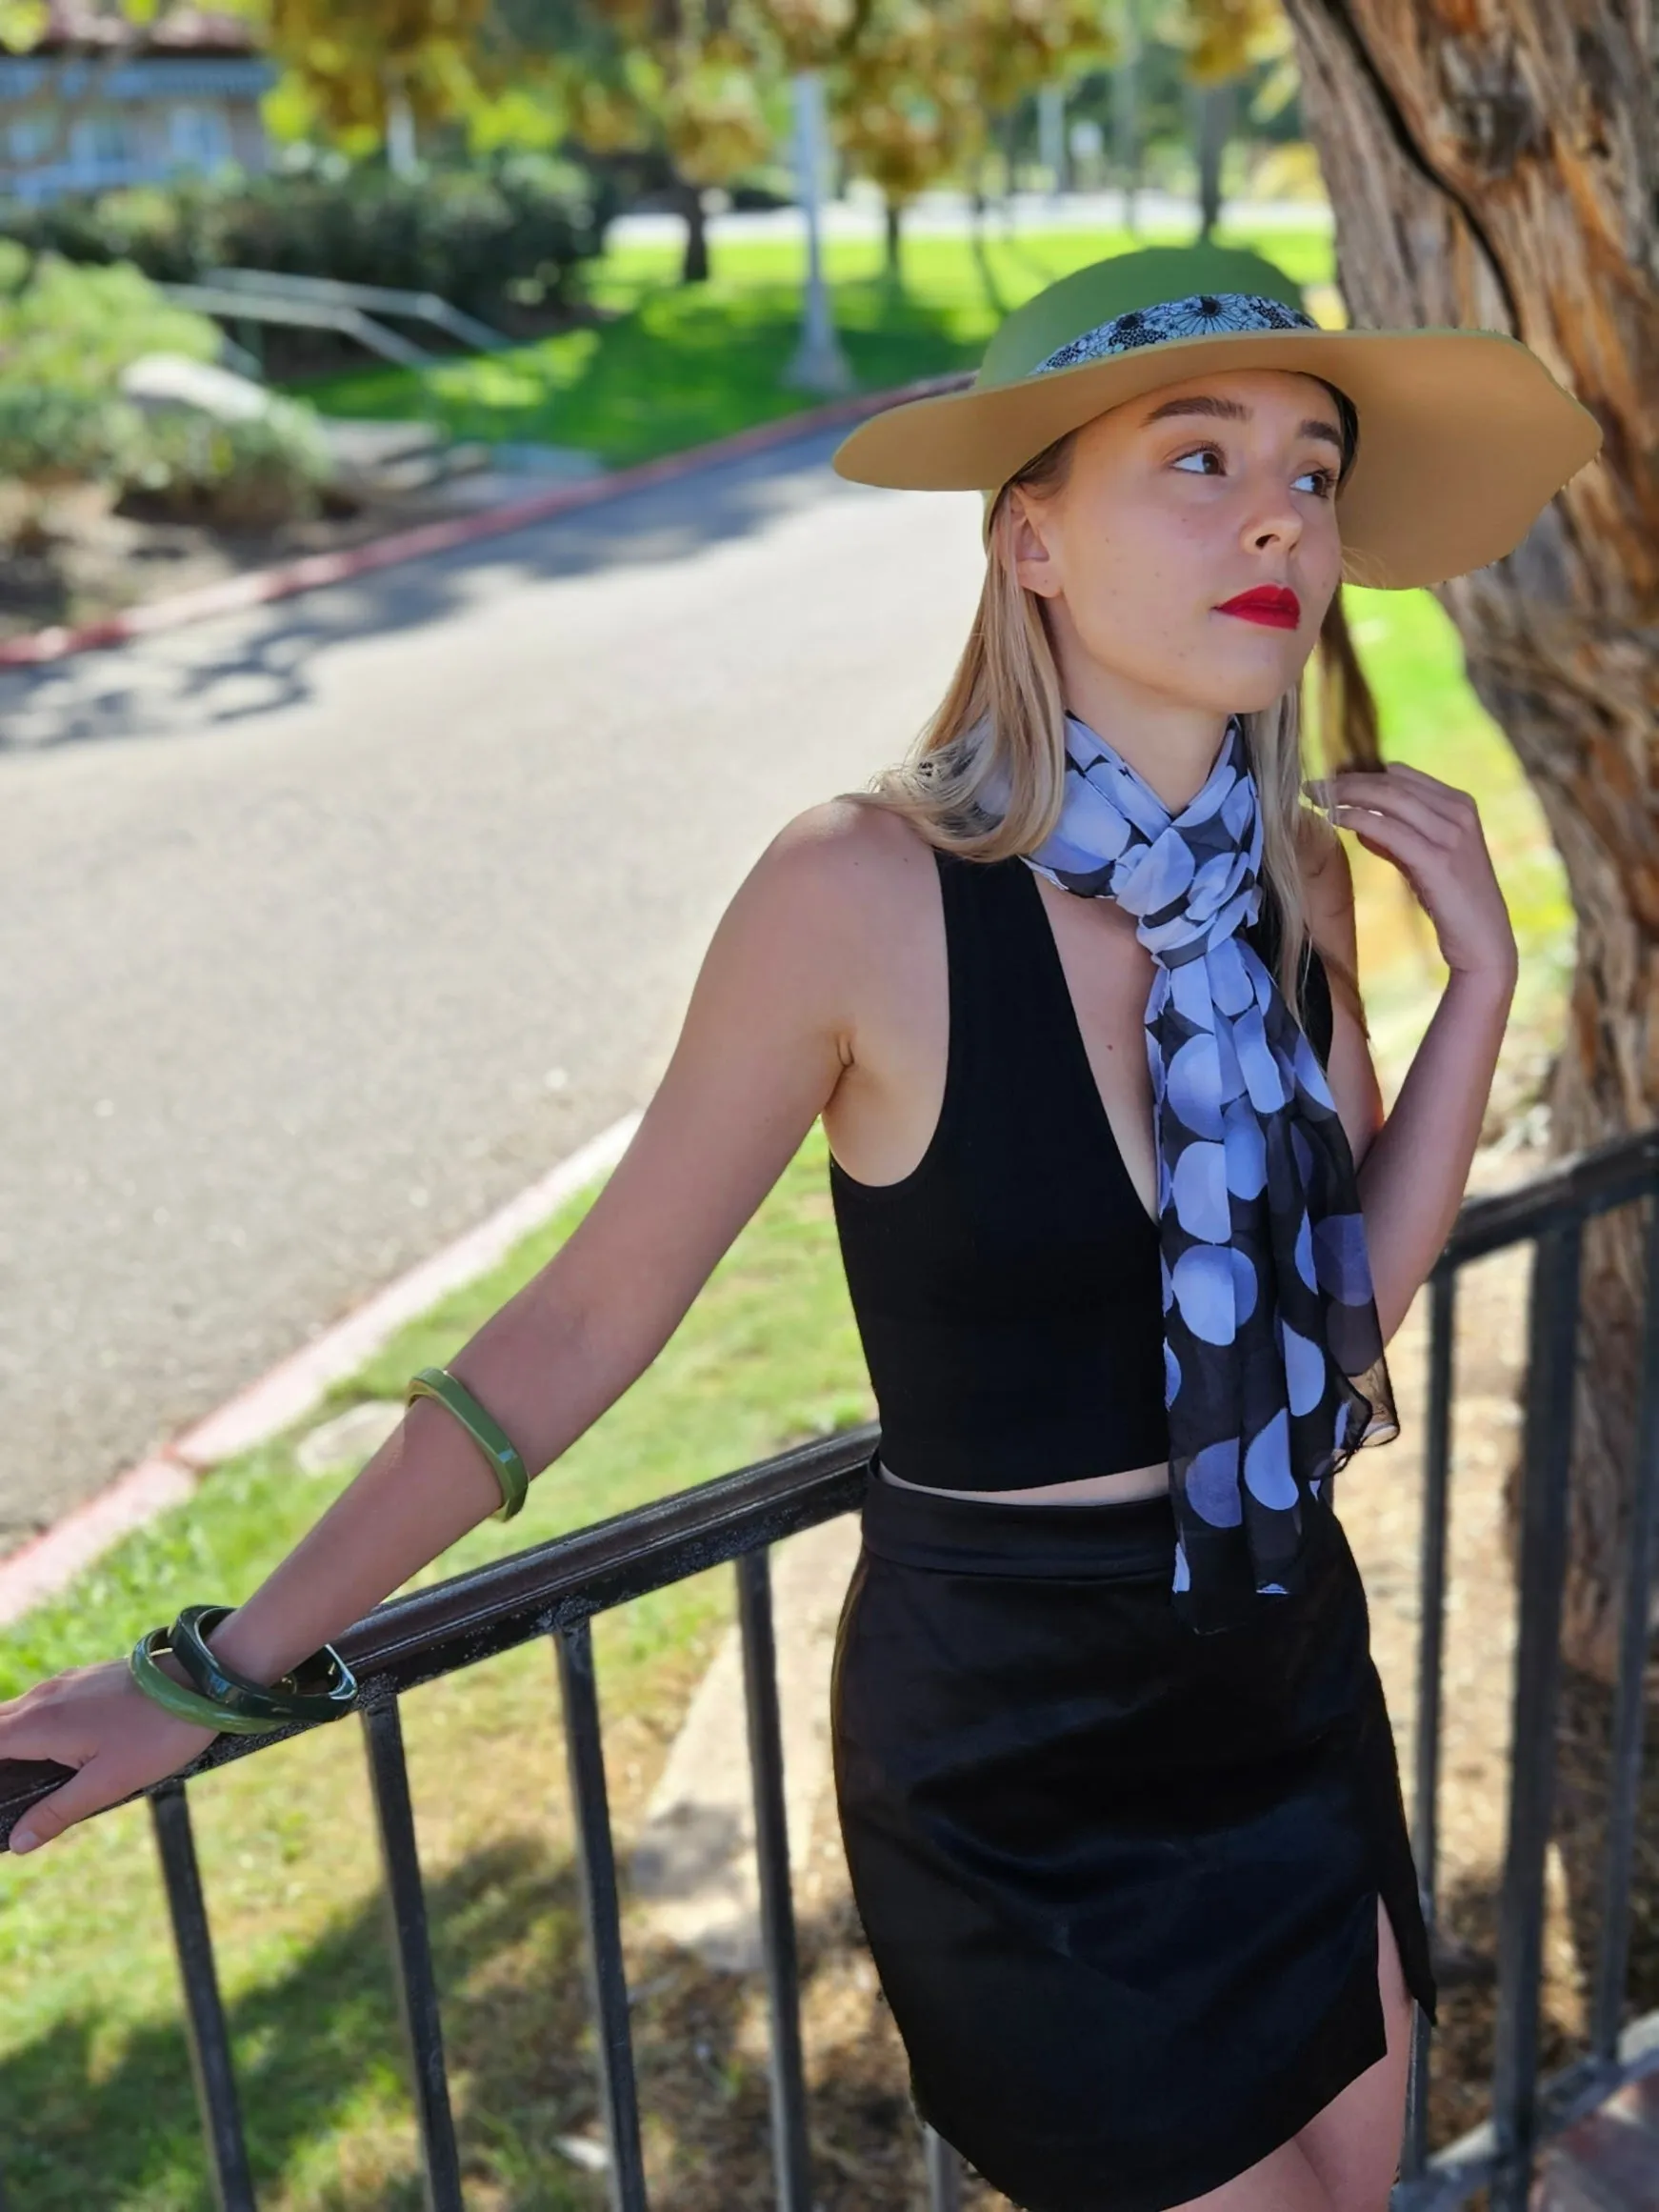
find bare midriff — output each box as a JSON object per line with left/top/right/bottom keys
{"left": 878, "top": 1459, "right": 1170, "bottom": 1506}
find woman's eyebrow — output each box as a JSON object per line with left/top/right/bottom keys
{"left": 1139, "top": 392, "right": 1342, "bottom": 451}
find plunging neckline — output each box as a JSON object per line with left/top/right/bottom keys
{"left": 1016, "top": 861, "right": 1162, "bottom": 1237}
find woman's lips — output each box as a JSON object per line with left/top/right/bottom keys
{"left": 1215, "top": 586, "right": 1301, "bottom": 629}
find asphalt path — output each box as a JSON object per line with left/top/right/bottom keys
{"left": 0, "top": 430, "right": 985, "bottom": 1547}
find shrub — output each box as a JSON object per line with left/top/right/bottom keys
{"left": 0, "top": 151, "right": 614, "bottom": 322}
{"left": 0, "top": 253, "right": 334, "bottom": 531}
{"left": 114, "top": 398, "right": 335, "bottom": 530}
{"left": 0, "top": 385, "right": 146, "bottom": 487}
{"left": 0, "top": 252, "right": 220, "bottom": 395}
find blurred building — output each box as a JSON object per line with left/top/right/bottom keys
{"left": 0, "top": 3, "right": 274, "bottom": 202}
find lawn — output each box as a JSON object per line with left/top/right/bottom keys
{"left": 290, "top": 218, "right": 1343, "bottom": 469}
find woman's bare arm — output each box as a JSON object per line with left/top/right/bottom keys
{"left": 1302, "top": 768, "right": 1518, "bottom": 1345}
{"left": 0, "top": 799, "right": 889, "bottom": 1850}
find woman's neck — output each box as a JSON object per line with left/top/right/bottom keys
{"left": 1057, "top": 661, "right": 1232, "bottom": 815}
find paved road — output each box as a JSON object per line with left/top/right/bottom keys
{"left": 0, "top": 431, "right": 985, "bottom": 1547}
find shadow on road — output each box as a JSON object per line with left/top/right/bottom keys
{"left": 0, "top": 424, "right": 888, "bottom": 757}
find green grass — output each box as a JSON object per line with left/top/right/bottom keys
{"left": 0, "top": 1127, "right": 871, "bottom": 2211}
{"left": 290, "top": 219, "right": 1340, "bottom": 469}
{"left": 1328, "top": 585, "right": 1573, "bottom": 1105}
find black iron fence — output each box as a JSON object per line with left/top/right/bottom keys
{"left": 2, "top": 1124, "right": 1658, "bottom": 2212}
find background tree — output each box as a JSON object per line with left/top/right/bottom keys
{"left": 833, "top": 0, "right": 1115, "bottom": 278}
{"left": 1160, "top": 0, "right": 1290, "bottom": 235}
{"left": 264, "top": 0, "right": 495, "bottom": 169}
{"left": 1201, "top": 0, "right": 1653, "bottom": 1691}
{"left": 478, "top": 0, "right": 775, "bottom": 282}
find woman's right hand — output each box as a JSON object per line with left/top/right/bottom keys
{"left": 0, "top": 1659, "right": 217, "bottom": 1854}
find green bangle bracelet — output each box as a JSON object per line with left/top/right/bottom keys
{"left": 405, "top": 1366, "right": 530, "bottom": 1521}
{"left": 170, "top": 1604, "right": 358, "bottom": 1726}
{"left": 130, "top": 1627, "right": 283, "bottom": 1736}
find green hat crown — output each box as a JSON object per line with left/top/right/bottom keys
{"left": 976, "top": 245, "right": 1314, "bottom": 392}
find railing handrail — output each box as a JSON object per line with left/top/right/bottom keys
{"left": 0, "top": 1422, "right": 877, "bottom": 1839}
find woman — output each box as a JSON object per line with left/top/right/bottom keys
{"left": 0, "top": 243, "right": 1601, "bottom": 2211}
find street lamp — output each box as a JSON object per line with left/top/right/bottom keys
{"left": 784, "top": 69, "right": 853, "bottom": 394}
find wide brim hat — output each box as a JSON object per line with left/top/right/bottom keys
{"left": 830, "top": 243, "right": 1603, "bottom": 591}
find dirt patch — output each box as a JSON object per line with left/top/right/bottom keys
{"left": 0, "top": 476, "right": 490, "bottom": 643}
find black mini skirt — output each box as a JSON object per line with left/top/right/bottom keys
{"left": 829, "top": 1456, "right": 1438, "bottom": 2212}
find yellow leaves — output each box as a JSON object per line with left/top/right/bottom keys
{"left": 661, "top": 54, "right": 771, "bottom": 183}
{"left": 1171, "top": 0, "right": 1292, "bottom": 88}
{"left": 0, "top": 0, "right": 49, "bottom": 52}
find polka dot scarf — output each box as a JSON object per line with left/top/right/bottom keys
{"left": 1026, "top": 713, "right": 1397, "bottom": 1635}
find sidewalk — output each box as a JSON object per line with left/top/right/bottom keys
{"left": 609, "top": 186, "right": 1333, "bottom": 248}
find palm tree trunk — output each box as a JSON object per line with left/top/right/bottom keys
{"left": 1281, "top": 0, "right": 1655, "bottom": 1685}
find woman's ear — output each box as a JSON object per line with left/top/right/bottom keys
{"left": 1007, "top": 486, "right": 1063, "bottom": 599}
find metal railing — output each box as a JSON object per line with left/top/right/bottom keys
{"left": 2, "top": 1125, "right": 1657, "bottom": 2212}
{"left": 157, "top": 270, "right": 510, "bottom": 374}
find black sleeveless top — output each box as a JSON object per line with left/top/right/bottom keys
{"left": 828, "top": 850, "right": 1334, "bottom": 1490}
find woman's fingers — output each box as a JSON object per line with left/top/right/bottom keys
{"left": 9, "top": 1759, "right": 122, "bottom": 1854}
{"left": 1329, "top": 804, "right": 1444, "bottom": 882}
{"left": 0, "top": 1661, "right": 218, "bottom": 1853}
{"left": 1320, "top": 772, "right": 1464, "bottom": 850}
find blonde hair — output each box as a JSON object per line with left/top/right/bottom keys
{"left": 866, "top": 412, "right": 1376, "bottom": 1022}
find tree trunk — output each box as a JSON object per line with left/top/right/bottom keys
{"left": 884, "top": 194, "right": 903, "bottom": 279}
{"left": 1281, "top": 0, "right": 1658, "bottom": 1685}
{"left": 676, "top": 178, "right": 710, "bottom": 284}
{"left": 1192, "top": 79, "right": 1236, "bottom": 241}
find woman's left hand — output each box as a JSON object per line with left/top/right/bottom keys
{"left": 1309, "top": 763, "right": 1518, "bottom": 991}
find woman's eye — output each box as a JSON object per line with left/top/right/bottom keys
{"left": 1170, "top": 445, "right": 1337, "bottom": 498}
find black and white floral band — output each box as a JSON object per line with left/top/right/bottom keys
{"left": 1034, "top": 292, "right": 1321, "bottom": 375}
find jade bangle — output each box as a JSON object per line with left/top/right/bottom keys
{"left": 170, "top": 1604, "right": 357, "bottom": 1726}
{"left": 406, "top": 1366, "right": 529, "bottom": 1521}
{"left": 130, "top": 1627, "right": 283, "bottom": 1736}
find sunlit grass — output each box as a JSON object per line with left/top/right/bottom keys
{"left": 291, "top": 217, "right": 1337, "bottom": 468}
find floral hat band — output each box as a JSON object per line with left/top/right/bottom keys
{"left": 830, "top": 243, "right": 1603, "bottom": 593}
{"left": 1033, "top": 292, "right": 1320, "bottom": 376}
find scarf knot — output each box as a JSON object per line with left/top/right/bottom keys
{"left": 1027, "top": 712, "right": 1397, "bottom": 1634}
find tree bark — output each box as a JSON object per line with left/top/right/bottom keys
{"left": 1280, "top": 0, "right": 1659, "bottom": 1684}
{"left": 884, "top": 193, "right": 903, "bottom": 279}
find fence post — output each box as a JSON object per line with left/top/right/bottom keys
{"left": 1590, "top": 1193, "right": 1659, "bottom": 2060}
{"left": 362, "top": 1698, "right": 464, "bottom": 2210}
{"left": 554, "top": 1619, "right": 649, "bottom": 2212}
{"left": 1403, "top": 1266, "right": 1456, "bottom": 2179}
{"left": 150, "top": 1781, "right": 257, "bottom": 2212}
{"left": 1488, "top": 1221, "right": 1582, "bottom": 2212}
{"left": 736, "top": 1545, "right": 813, "bottom": 2212}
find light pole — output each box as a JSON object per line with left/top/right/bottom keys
{"left": 784, "top": 69, "right": 853, "bottom": 394}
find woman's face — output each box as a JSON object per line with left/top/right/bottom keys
{"left": 1008, "top": 366, "right": 1345, "bottom": 721}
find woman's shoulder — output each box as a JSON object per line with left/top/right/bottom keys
{"left": 751, "top": 795, "right": 943, "bottom": 919}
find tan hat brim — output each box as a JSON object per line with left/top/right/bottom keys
{"left": 830, "top": 327, "right": 1603, "bottom": 591}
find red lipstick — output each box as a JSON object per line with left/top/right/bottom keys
{"left": 1215, "top": 586, "right": 1301, "bottom": 629}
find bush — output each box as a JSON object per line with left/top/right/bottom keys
{"left": 0, "top": 251, "right": 219, "bottom": 395}
{"left": 0, "top": 252, "right": 334, "bottom": 531}
{"left": 0, "top": 151, "right": 614, "bottom": 323}
{"left": 114, "top": 398, "right": 335, "bottom": 530}
{"left": 0, "top": 385, "right": 146, "bottom": 488}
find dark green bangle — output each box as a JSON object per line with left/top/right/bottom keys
{"left": 130, "top": 1627, "right": 283, "bottom": 1736}
{"left": 406, "top": 1366, "right": 530, "bottom": 1521}
{"left": 170, "top": 1604, "right": 358, "bottom": 1726}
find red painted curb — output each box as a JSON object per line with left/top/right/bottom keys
{"left": 0, "top": 370, "right": 972, "bottom": 670}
